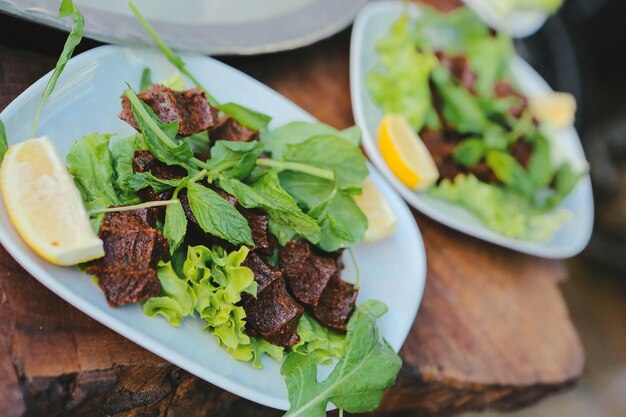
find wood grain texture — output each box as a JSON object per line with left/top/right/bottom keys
{"left": 0, "top": 13, "right": 583, "bottom": 417}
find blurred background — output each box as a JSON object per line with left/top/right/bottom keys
{"left": 463, "top": 2, "right": 626, "bottom": 416}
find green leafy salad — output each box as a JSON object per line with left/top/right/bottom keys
{"left": 0, "top": 1, "right": 403, "bottom": 416}
{"left": 367, "top": 5, "right": 584, "bottom": 241}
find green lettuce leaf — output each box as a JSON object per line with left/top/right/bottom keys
{"left": 143, "top": 261, "right": 197, "bottom": 326}
{"left": 429, "top": 174, "right": 571, "bottom": 241}
{"left": 261, "top": 121, "right": 361, "bottom": 159}
{"left": 281, "top": 300, "right": 402, "bottom": 417}
{"left": 110, "top": 133, "right": 145, "bottom": 204}
{"left": 292, "top": 314, "right": 345, "bottom": 364}
{"left": 67, "top": 133, "right": 121, "bottom": 207}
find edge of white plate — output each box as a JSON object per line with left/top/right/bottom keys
{"left": 0, "top": 44, "right": 426, "bottom": 410}
{"left": 350, "top": 1, "right": 594, "bottom": 259}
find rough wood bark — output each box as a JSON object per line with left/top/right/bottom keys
{"left": 0, "top": 13, "right": 583, "bottom": 417}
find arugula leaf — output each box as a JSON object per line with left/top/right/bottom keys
{"left": 219, "top": 102, "right": 271, "bottom": 131}
{"left": 129, "top": 1, "right": 270, "bottom": 131}
{"left": 110, "top": 134, "right": 145, "bottom": 204}
{"left": 32, "top": 0, "right": 84, "bottom": 136}
{"left": 128, "top": 1, "right": 219, "bottom": 107}
{"left": 0, "top": 119, "right": 8, "bottom": 163}
{"left": 67, "top": 133, "right": 120, "bottom": 207}
{"left": 186, "top": 182, "right": 253, "bottom": 246}
{"left": 208, "top": 140, "right": 264, "bottom": 180}
{"left": 125, "top": 88, "right": 194, "bottom": 167}
{"left": 283, "top": 135, "right": 368, "bottom": 189}
{"left": 139, "top": 67, "right": 153, "bottom": 91}
{"left": 281, "top": 300, "right": 402, "bottom": 417}
{"left": 163, "top": 202, "right": 187, "bottom": 254}
{"left": 261, "top": 121, "right": 361, "bottom": 159}
{"left": 452, "top": 138, "right": 485, "bottom": 168}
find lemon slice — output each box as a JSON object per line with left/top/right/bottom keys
{"left": 378, "top": 114, "right": 439, "bottom": 191}
{"left": 529, "top": 92, "right": 576, "bottom": 129}
{"left": 354, "top": 177, "right": 396, "bottom": 243}
{"left": 0, "top": 136, "right": 104, "bottom": 265}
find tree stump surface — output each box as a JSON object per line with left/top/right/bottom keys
{"left": 0, "top": 13, "right": 584, "bottom": 417}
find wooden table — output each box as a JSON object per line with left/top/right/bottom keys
{"left": 0, "top": 13, "right": 584, "bottom": 417}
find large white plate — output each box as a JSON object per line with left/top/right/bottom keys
{"left": 0, "top": 0, "right": 366, "bottom": 55}
{"left": 0, "top": 45, "right": 426, "bottom": 410}
{"left": 350, "top": 1, "right": 594, "bottom": 259}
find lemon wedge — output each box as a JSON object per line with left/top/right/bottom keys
{"left": 378, "top": 114, "right": 439, "bottom": 191}
{"left": 354, "top": 177, "right": 396, "bottom": 243}
{"left": 529, "top": 92, "right": 576, "bottom": 129}
{"left": 0, "top": 136, "right": 104, "bottom": 265}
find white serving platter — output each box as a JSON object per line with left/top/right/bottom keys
{"left": 0, "top": 44, "right": 426, "bottom": 410}
{"left": 350, "top": 1, "right": 594, "bottom": 259}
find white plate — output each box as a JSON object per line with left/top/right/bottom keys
{"left": 0, "top": 45, "right": 426, "bottom": 410}
{"left": 463, "top": 0, "right": 550, "bottom": 38}
{"left": 0, "top": 0, "right": 367, "bottom": 55}
{"left": 350, "top": 1, "right": 594, "bottom": 259}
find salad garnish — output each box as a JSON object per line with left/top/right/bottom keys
{"left": 0, "top": 1, "right": 403, "bottom": 414}
{"left": 368, "top": 5, "right": 584, "bottom": 241}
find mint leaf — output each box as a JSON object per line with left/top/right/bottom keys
{"left": 281, "top": 300, "right": 402, "bottom": 417}
{"left": 186, "top": 182, "right": 253, "bottom": 246}
{"left": 217, "top": 174, "right": 321, "bottom": 245}
{"left": 527, "top": 134, "right": 553, "bottom": 189}
{"left": 283, "top": 135, "right": 368, "bottom": 189}
{"left": 486, "top": 150, "right": 535, "bottom": 197}
{"left": 0, "top": 119, "right": 8, "bottom": 163}
{"left": 452, "top": 138, "right": 485, "bottom": 168}
{"left": 32, "top": 0, "right": 83, "bottom": 136}
{"left": 163, "top": 202, "right": 187, "bottom": 254}
{"left": 261, "top": 121, "right": 362, "bottom": 159}
{"left": 110, "top": 134, "right": 145, "bottom": 204}
{"left": 208, "top": 140, "right": 264, "bottom": 180}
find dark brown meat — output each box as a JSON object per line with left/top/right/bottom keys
{"left": 510, "top": 139, "right": 533, "bottom": 168}
{"left": 436, "top": 51, "right": 477, "bottom": 92}
{"left": 120, "top": 85, "right": 218, "bottom": 137}
{"left": 209, "top": 116, "right": 258, "bottom": 143}
{"left": 242, "top": 252, "right": 281, "bottom": 294}
{"left": 419, "top": 0, "right": 463, "bottom": 12}
{"left": 132, "top": 150, "right": 187, "bottom": 202}
{"left": 86, "top": 209, "right": 167, "bottom": 307}
{"left": 279, "top": 240, "right": 356, "bottom": 332}
{"left": 243, "top": 277, "right": 303, "bottom": 346}
{"left": 312, "top": 274, "right": 358, "bottom": 332}
{"left": 279, "top": 240, "right": 336, "bottom": 308}
{"left": 494, "top": 81, "right": 528, "bottom": 119}
{"left": 420, "top": 128, "right": 464, "bottom": 181}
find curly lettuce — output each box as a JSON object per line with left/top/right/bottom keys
{"left": 429, "top": 174, "right": 571, "bottom": 241}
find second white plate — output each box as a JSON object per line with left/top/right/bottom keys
{"left": 350, "top": 1, "right": 594, "bottom": 259}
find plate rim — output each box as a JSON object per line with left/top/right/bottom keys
{"left": 349, "top": 0, "right": 594, "bottom": 259}
{"left": 0, "top": 44, "right": 427, "bottom": 410}
{"left": 0, "top": 0, "right": 367, "bottom": 55}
